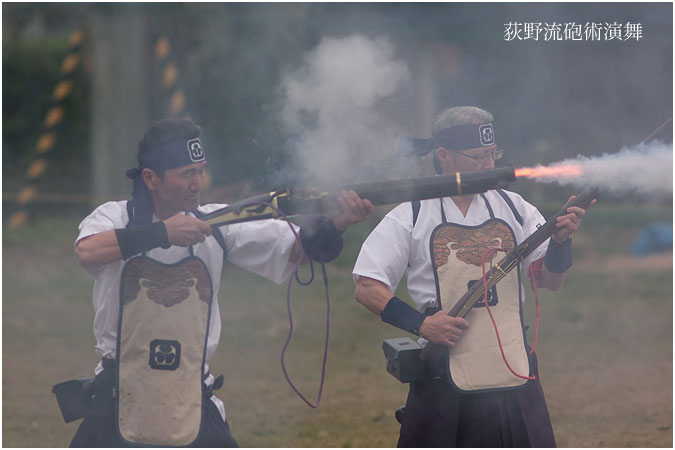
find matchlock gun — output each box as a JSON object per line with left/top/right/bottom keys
{"left": 200, "top": 167, "right": 517, "bottom": 227}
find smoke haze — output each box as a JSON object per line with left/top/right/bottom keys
{"left": 279, "top": 34, "right": 416, "bottom": 186}
{"left": 527, "top": 140, "right": 673, "bottom": 198}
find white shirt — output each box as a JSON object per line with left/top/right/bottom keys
{"left": 353, "top": 190, "right": 549, "bottom": 312}
{"left": 76, "top": 201, "right": 298, "bottom": 362}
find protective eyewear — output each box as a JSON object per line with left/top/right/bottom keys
{"left": 453, "top": 147, "right": 504, "bottom": 162}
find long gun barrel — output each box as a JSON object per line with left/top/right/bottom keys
{"left": 419, "top": 185, "right": 598, "bottom": 360}
{"left": 201, "top": 166, "right": 516, "bottom": 227}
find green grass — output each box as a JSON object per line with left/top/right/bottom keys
{"left": 2, "top": 203, "right": 672, "bottom": 447}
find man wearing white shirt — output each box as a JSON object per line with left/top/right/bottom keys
{"left": 68, "top": 118, "right": 373, "bottom": 447}
{"left": 353, "top": 106, "right": 592, "bottom": 447}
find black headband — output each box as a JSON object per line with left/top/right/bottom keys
{"left": 125, "top": 137, "right": 206, "bottom": 228}
{"left": 126, "top": 137, "right": 206, "bottom": 179}
{"left": 410, "top": 123, "right": 496, "bottom": 156}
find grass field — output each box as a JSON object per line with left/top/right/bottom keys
{"left": 2, "top": 201, "right": 672, "bottom": 447}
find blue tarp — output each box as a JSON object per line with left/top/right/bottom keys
{"left": 630, "top": 222, "right": 674, "bottom": 256}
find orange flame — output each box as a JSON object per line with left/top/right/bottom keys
{"left": 515, "top": 163, "right": 583, "bottom": 179}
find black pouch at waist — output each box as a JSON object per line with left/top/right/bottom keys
{"left": 52, "top": 359, "right": 116, "bottom": 423}
{"left": 51, "top": 378, "right": 95, "bottom": 423}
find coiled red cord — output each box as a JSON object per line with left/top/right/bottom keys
{"left": 480, "top": 248, "right": 539, "bottom": 380}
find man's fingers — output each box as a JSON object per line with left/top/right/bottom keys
{"left": 338, "top": 190, "right": 372, "bottom": 219}
{"left": 452, "top": 318, "right": 470, "bottom": 329}
{"left": 563, "top": 195, "right": 576, "bottom": 207}
{"left": 343, "top": 190, "right": 365, "bottom": 214}
{"left": 336, "top": 195, "right": 348, "bottom": 212}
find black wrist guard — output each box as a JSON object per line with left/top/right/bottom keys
{"left": 115, "top": 221, "right": 171, "bottom": 260}
{"left": 299, "top": 215, "right": 344, "bottom": 262}
{"left": 380, "top": 296, "right": 426, "bottom": 336}
{"left": 544, "top": 238, "right": 572, "bottom": 273}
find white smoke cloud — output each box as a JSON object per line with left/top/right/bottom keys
{"left": 529, "top": 140, "right": 673, "bottom": 198}
{"left": 279, "top": 34, "right": 414, "bottom": 185}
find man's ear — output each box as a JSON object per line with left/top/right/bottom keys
{"left": 141, "top": 168, "right": 159, "bottom": 192}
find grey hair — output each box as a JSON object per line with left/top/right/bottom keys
{"left": 431, "top": 106, "right": 493, "bottom": 135}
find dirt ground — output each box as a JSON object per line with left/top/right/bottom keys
{"left": 2, "top": 205, "right": 672, "bottom": 447}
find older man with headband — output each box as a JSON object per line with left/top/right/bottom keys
{"left": 64, "top": 118, "right": 373, "bottom": 447}
{"left": 353, "top": 106, "right": 592, "bottom": 447}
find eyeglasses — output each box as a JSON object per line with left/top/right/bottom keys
{"left": 453, "top": 147, "right": 504, "bottom": 162}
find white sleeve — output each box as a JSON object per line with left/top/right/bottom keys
{"left": 220, "top": 219, "right": 298, "bottom": 285}
{"left": 75, "top": 201, "right": 129, "bottom": 277}
{"left": 352, "top": 204, "right": 412, "bottom": 293}
{"left": 76, "top": 201, "right": 129, "bottom": 244}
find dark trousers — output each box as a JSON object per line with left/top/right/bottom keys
{"left": 398, "top": 351, "right": 556, "bottom": 448}
{"left": 70, "top": 364, "right": 238, "bottom": 448}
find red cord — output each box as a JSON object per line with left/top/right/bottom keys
{"left": 480, "top": 248, "right": 539, "bottom": 381}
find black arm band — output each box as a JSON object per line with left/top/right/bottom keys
{"left": 544, "top": 238, "right": 572, "bottom": 273}
{"left": 299, "top": 215, "right": 344, "bottom": 262}
{"left": 380, "top": 296, "right": 426, "bottom": 336}
{"left": 115, "top": 221, "right": 171, "bottom": 260}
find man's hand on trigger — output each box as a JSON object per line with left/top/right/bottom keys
{"left": 419, "top": 311, "right": 469, "bottom": 347}
{"left": 332, "top": 190, "right": 375, "bottom": 231}
{"left": 164, "top": 213, "right": 212, "bottom": 247}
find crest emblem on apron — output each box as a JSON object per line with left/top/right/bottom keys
{"left": 149, "top": 339, "right": 181, "bottom": 370}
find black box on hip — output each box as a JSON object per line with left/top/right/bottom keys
{"left": 382, "top": 337, "right": 427, "bottom": 383}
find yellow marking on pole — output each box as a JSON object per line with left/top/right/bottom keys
{"left": 8, "top": 211, "right": 28, "bottom": 229}
{"left": 456, "top": 172, "right": 462, "bottom": 196}
{"left": 69, "top": 30, "right": 84, "bottom": 47}
{"left": 163, "top": 63, "right": 178, "bottom": 87}
{"left": 170, "top": 90, "right": 185, "bottom": 114}
{"left": 53, "top": 80, "right": 73, "bottom": 101}
{"left": 37, "top": 133, "right": 57, "bottom": 153}
{"left": 27, "top": 159, "right": 48, "bottom": 180}
{"left": 61, "top": 54, "right": 80, "bottom": 75}
{"left": 155, "top": 37, "right": 170, "bottom": 61}
{"left": 18, "top": 186, "right": 37, "bottom": 205}
{"left": 45, "top": 106, "right": 65, "bottom": 128}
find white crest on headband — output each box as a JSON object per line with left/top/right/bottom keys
{"left": 187, "top": 138, "right": 205, "bottom": 162}
{"left": 478, "top": 124, "right": 494, "bottom": 146}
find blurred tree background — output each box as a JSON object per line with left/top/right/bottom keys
{"left": 3, "top": 3, "right": 672, "bottom": 224}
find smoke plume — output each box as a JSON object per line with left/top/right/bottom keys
{"left": 526, "top": 141, "right": 673, "bottom": 198}
{"left": 278, "top": 34, "right": 414, "bottom": 186}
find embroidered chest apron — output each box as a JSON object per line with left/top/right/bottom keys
{"left": 430, "top": 195, "right": 533, "bottom": 394}
{"left": 116, "top": 250, "right": 213, "bottom": 446}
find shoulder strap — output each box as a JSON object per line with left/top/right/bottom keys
{"left": 411, "top": 200, "right": 421, "bottom": 228}
{"left": 193, "top": 210, "right": 227, "bottom": 253}
{"left": 125, "top": 200, "right": 134, "bottom": 228}
{"left": 496, "top": 189, "right": 523, "bottom": 226}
